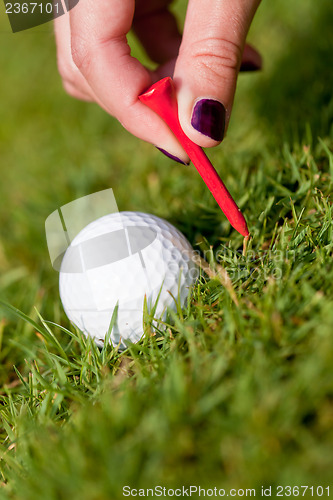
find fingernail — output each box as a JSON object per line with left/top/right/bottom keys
{"left": 156, "top": 147, "right": 190, "bottom": 165}
{"left": 191, "top": 99, "right": 226, "bottom": 141}
{"left": 240, "top": 60, "right": 262, "bottom": 72}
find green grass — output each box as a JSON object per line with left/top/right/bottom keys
{"left": 1, "top": 0, "right": 333, "bottom": 497}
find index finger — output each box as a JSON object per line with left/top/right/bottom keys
{"left": 69, "top": 0, "right": 187, "bottom": 160}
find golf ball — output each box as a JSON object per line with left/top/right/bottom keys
{"left": 59, "top": 211, "right": 198, "bottom": 349}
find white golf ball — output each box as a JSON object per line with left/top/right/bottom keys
{"left": 59, "top": 211, "right": 198, "bottom": 349}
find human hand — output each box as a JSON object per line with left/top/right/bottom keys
{"left": 55, "top": 0, "right": 261, "bottom": 164}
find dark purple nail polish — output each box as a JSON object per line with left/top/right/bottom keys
{"left": 191, "top": 99, "right": 226, "bottom": 141}
{"left": 240, "top": 60, "right": 262, "bottom": 72}
{"left": 156, "top": 147, "right": 190, "bottom": 165}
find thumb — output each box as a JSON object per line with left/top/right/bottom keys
{"left": 174, "top": 0, "right": 261, "bottom": 148}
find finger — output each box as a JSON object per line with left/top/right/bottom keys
{"left": 133, "top": 0, "right": 182, "bottom": 64}
{"left": 62, "top": 81, "right": 92, "bottom": 101}
{"left": 54, "top": 12, "right": 125, "bottom": 111}
{"left": 174, "top": 0, "right": 261, "bottom": 148}
{"left": 240, "top": 43, "right": 262, "bottom": 71}
{"left": 54, "top": 12, "right": 94, "bottom": 101}
{"left": 69, "top": 0, "right": 188, "bottom": 163}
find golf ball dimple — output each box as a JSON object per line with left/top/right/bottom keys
{"left": 59, "top": 212, "right": 198, "bottom": 349}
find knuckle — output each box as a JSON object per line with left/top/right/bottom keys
{"left": 57, "top": 58, "right": 84, "bottom": 98}
{"left": 183, "top": 37, "right": 242, "bottom": 78}
{"left": 70, "top": 35, "right": 93, "bottom": 75}
{"left": 57, "top": 58, "right": 74, "bottom": 82}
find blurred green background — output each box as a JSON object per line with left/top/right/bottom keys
{"left": 1, "top": 0, "right": 333, "bottom": 497}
